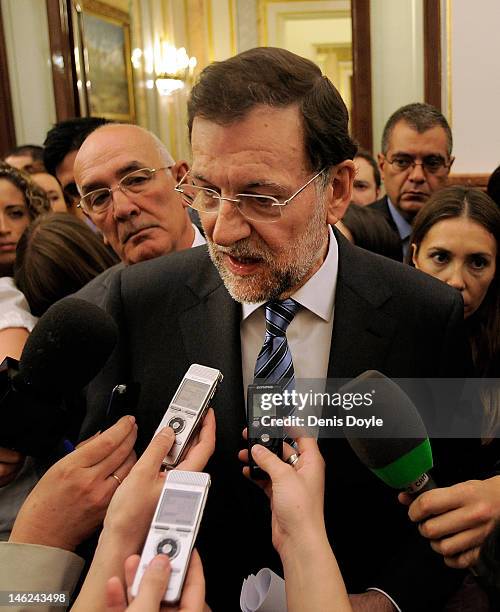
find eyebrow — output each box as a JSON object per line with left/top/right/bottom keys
{"left": 3, "top": 203, "right": 27, "bottom": 209}
{"left": 427, "top": 245, "right": 493, "bottom": 257}
{"left": 80, "top": 161, "right": 148, "bottom": 193}
{"left": 192, "top": 172, "right": 288, "bottom": 193}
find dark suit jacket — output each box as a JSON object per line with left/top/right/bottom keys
{"left": 81, "top": 234, "right": 479, "bottom": 611}
{"left": 369, "top": 195, "right": 405, "bottom": 261}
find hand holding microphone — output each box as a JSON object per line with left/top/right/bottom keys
{"left": 0, "top": 297, "right": 118, "bottom": 458}
{"left": 398, "top": 476, "right": 500, "bottom": 569}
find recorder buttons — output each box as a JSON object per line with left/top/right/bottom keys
{"left": 260, "top": 433, "right": 270, "bottom": 443}
{"left": 168, "top": 417, "right": 186, "bottom": 434}
{"left": 157, "top": 537, "right": 179, "bottom": 559}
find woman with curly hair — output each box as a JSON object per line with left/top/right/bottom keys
{"left": 0, "top": 163, "right": 50, "bottom": 361}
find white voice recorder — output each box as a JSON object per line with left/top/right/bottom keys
{"left": 155, "top": 364, "right": 223, "bottom": 468}
{"left": 131, "top": 470, "right": 210, "bottom": 604}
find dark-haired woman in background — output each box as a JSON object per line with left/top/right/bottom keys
{"left": 409, "top": 185, "right": 500, "bottom": 379}
{"left": 14, "top": 213, "right": 117, "bottom": 317}
{"left": 401, "top": 187, "right": 500, "bottom": 596}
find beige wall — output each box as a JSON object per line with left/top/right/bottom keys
{"left": 445, "top": 0, "right": 500, "bottom": 173}
{"left": 3, "top": 0, "right": 500, "bottom": 175}
{"left": 2, "top": 0, "right": 56, "bottom": 146}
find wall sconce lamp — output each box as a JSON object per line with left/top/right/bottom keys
{"left": 132, "top": 43, "right": 197, "bottom": 96}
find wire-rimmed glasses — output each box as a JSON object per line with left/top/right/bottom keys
{"left": 77, "top": 166, "right": 172, "bottom": 214}
{"left": 174, "top": 169, "right": 325, "bottom": 223}
{"left": 385, "top": 154, "right": 452, "bottom": 175}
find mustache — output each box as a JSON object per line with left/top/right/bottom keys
{"left": 210, "top": 240, "right": 277, "bottom": 263}
{"left": 120, "top": 224, "right": 158, "bottom": 244}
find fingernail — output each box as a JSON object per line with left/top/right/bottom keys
{"left": 252, "top": 444, "right": 264, "bottom": 456}
{"left": 151, "top": 554, "right": 169, "bottom": 569}
{"left": 160, "top": 426, "right": 173, "bottom": 437}
{"left": 127, "top": 415, "right": 136, "bottom": 425}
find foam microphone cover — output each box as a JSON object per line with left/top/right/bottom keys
{"left": 0, "top": 298, "right": 118, "bottom": 456}
{"left": 340, "top": 370, "right": 433, "bottom": 489}
{"left": 15, "top": 297, "right": 118, "bottom": 397}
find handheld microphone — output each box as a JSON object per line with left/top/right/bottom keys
{"left": 340, "top": 370, "right": 436, "bottom": 496}
{"left": 0, "top": 298, "right": 118, "bottom": 456}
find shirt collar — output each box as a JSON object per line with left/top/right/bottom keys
{"left": 387, "top": 198, "right": 412, "bottom": 241}
{"left": 191, "top": 223, "right": 206, "bottom": 247}
{"left": 241, "top": 225, "right": 338, "bottom": 322}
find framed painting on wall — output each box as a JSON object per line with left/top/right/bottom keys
{"left": 78, "top": 0, "right": 135, "bottom": 122}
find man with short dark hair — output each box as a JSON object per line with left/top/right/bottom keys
{"left": 43, "top": 117, "right": 110, "bottom": 214}
{"left": 4, "top": 145, "right": 45, "bottom": 173}
{"left": 370, "top": 103, "right": 454, "bottom": 260}
{"left": 352, "top": 149, "right": 381, "bottom": 206}
{"left": 82, "top": 49, "right": 472, "bottom": 610}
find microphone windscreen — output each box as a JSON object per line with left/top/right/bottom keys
{"left": 340, "top": 370, "right": 433, "bottom": 489}
{"left": 17, "top": 297, "right": 118, "bottom": 396}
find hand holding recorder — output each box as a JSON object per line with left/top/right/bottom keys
{"left": 72, "top": 408, "right": 215, "bottom": 612}
{"left": 155, "top": 365, "right": 222, "bottom": 469}
{"left": 239, "top": 434, "right": 352, "bottom": 612}
{"left": 106, "top": 549, "right": 207, "bottom": 612}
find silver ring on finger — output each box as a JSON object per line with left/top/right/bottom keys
{"left": 285, "top": 453, "right": 300, "bottom": 467}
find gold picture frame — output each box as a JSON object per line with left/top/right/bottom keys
{"left": 77, "top": 0, "right": 135, "bottom": 122}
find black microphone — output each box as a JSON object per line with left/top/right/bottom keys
{"left": 340, "top": 370, "right": 436, "bottom": 496}
{"left": 0, "top": 298, "right": 118, "bottom": 456}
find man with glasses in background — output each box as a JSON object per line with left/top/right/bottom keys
{"left": 370, "top": 103, "right": 454, "bottom": 261}
{"left": 73, "top": 48, "right": 479, "bottom": 611}
{"left": 70, "top": 123, "right": 205, "bottom": 305}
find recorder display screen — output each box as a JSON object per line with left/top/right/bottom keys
{"left": 174, "top": 380, "right": 210, "bottom": 410}
{"left": 157, "top": 490, "right": 201, "bottom": 526}
{"left": 252, "top": 393, "right": 276, "bottom": 417}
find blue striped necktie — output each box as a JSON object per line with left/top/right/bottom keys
{"left": 254, "top": 299, "right": 300, "bottom": 390}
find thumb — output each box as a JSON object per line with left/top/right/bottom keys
{"left": 398, "top": 491, "right": 413, "bottom": 507}
{"left": 251, "top": 444, "right": 289, "bottom": 481}
{"left": 134, "top": 554, "right": 171, "bottom": 609}
{"left": 136, "top": 427, "right": 176, "bottom": 473}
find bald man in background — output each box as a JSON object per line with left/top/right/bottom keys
{"left": 73, "top": 124, "right": 205, "bottom": 306}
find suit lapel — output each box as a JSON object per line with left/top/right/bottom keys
{"left": 328, "top": 231, "right": 399, "bottom": 378}
{"left": 179, "top": 262, "right": 246, "bottom": 453}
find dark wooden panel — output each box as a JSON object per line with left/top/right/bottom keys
{"left": 449, "top": 174, "right": 489, "bottom": 191}
{"left": 423, "top": 0, "right": 441, "bottom": 110}
{"left": 0, "top": 3, "right": 16, "bottom": 156}
{"left": 351, "top": 0, "right": 373, "bottom": 153}
{"left": 46, "top": 0, "right": 80, "bottom": 120}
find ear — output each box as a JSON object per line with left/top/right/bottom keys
{"left": 326, "top": 160, "right": 356, "bottom": 225}
{"left": 410, "top": 242, "right": 419, "bottom": 267}
{"left": 377, "top": 153, "right": 387, "bottom": 180}
{"left": 171, "top": 160, "right": 190, "bottom": 183}
{"left": 448, "top": 156, "right": 455, "bottom": 173}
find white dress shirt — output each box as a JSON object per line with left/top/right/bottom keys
{"left": 241, "top": 226, "right": 338, "bottom": 397}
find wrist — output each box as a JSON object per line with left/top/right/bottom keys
{"left": 10, "top": 522, "right": 76, "bottom": 552}
{"left": 278, "top": 524, "right": 330, "bottom": 564}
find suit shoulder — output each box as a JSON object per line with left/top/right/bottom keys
{"left": 342, "top": 241, "right": 462, "bottom": 311}
{"left": 73, "top": 262, "right": 124, "bottom": 307}
{"left": 120, "top": 245, "right": 210, "bottom": 285}
{"left": 367, "top": 197, "right": 389, "bottom": 214}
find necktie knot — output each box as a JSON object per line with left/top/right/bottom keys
{"left": 264, "top": 298, "right": 300, "bottom": 338}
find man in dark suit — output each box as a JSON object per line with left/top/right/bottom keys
{"left": 82, "top": 49, "right": 475, "bottom": 610}
{"left": 370, "top": 103, "right": 455, "bottom": 261}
